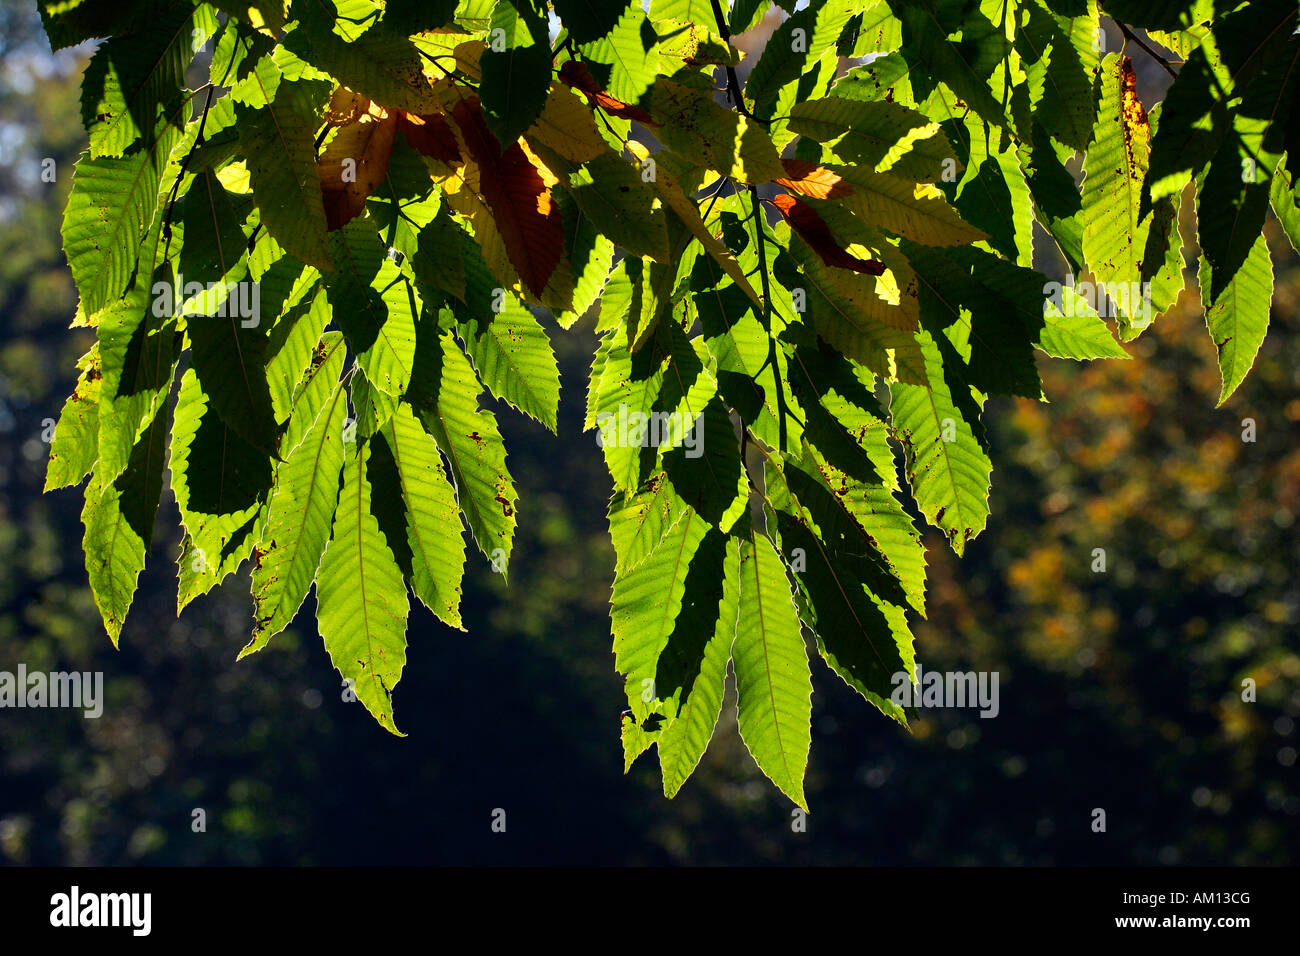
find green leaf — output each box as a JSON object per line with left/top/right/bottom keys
{"left": 39, "top": 0, "right": 170, "bottom": 51}
{"left": 1017, "top": 0, "right": 1099, "bottom": 152}
{"left": 1270, "top": 157, "right": 1300, "bottom": 253}
{"left": 187, "top": 311, "right": 280, "bottom": 455}
{"left": 63, "top": 112, "right": 182, "bottom": 314}
{"left": 773, "top": 229, "right": 927, "bottom": 385}
{"left": 608, "top": 470, "right": 690, "bottom": 574}
{"left": 582, "top": 4, "right": 660, "bottom": 106}
{"left": 831, "top": 52, "right": 915, "bottom": 105}
{"left": 554, "top": 187, "right": 616, "bottom": 326}
{"left": 80, "top": 3, "right": 214, "bottom": 158}
{"left": 410, "top": 205, "right": 467, "bottom": 306}
{"left": 902, "top": 241, "right": 1041, "bottom": 401}
{"left": 1081, "top": 53, "right": 1155, "bottom": 331}
{"left": 1100, "top": 0, "right": 1199, "bottom": 30}
{"left": 952, "top": 138, "right": 1034, "bottom": 267}
{"left": 316, "top": 439, "right": 411, "bottom": 735}
{"left": 568, "top": 153, "right": 670, "bottom": 262}
{"left": 729, "top": 0, "right": 771, "bottom": 34}
{"left": 351, "top": 367, "right": 399, "bottom": 438}
{"left": 842, "top": 0, "right": 903, "bottom": 57}
{"left": 479, "top": 31, "right": 553, "bottom": 147}
{"left": 45, "top": 345, "right": 102, "bottom": 491}
{"left": 734, "top": 532, "right": 812, "bottom": 810}
{"left": 383, "top": 0, "right": 458, "bottom": 32}
{"left": 327, "top": 222, "right": 418, "bottom": 398}
{"left": 647, "top": 79, "right": 786, "bottom": 184}
{"left": 169, "top": 367, "right": 274, "bottom": 605}
{"left": 556, "top": 0, "right": 631, "bottom": 44}
{"left": 453, "top": 237, "right": 561, "bottom": 431}
{"left": 81, "top": 406, "right": 169, "bottom": 645}
{"left": 1136, "top": 159, "right": 1187, "bottom": 323}
{"left": 1199, "top": 233, "right": 1273, "bottom": 406}
{"left": 610, "top": 504, "right": 709, "bottom": 721}
{"left": 694, "top": 275, "right": 802, "bottom": 451}
{"left": 95, "top": 252, "right": 179, "bottom": 485}
{"left": 933, "top": 244, "right": 1130, "bottom": 361}
{"left": 284, "top": 2, "right": 440, "bottom": 113}
{"left": 238, "top": 79, "right": 332, "bottom": 272}
{"left": 898, "top": 0, "right": 1015, "bottom": 133}
{"left": 828, "top": 165, "right": 988, "bottom": 246}
{"left": 408, "top": 322, "right": 518, "bottom": 571}
{"left": 248, "top": 228, "right": 311, "bottom": 323}
{"left": 209, "top": 0, "right": 287, "bottom": 31}
{"left": 790, "top": 97, "right": 951, "bottom": 178}
{"left": 1145, "top": 47, "right": 1224, "bottom": 204}
{"left": 642, "top": 149, "right": 763, "bottom": 309}
{"left": 786, "top": 342, "right": 927, "bottom": 615}
{"left": 744, "top": 0, "right": 858, "bottom": 109}
{"left": 374, "top": 403, "right": 467, "bottom": 629}
{"left": 1196, "top": 29, "right": 1298, "bottom": 301}
{"left": 888, "top": 326, "right": 992, "bottom": 555}
{"left": 662, "top": 396, "right": 748, "bottom": 532}
{"left": 1023, "top": 123, "right": 1085, "bottom": 271}
{"left": 177, "top": 167, "right": 248, "bottom": 287}
{"left": 768, "top": 459, "right": 914, "bottom": 724}
{"left": 244, "top": 378, "right": 348, "bottom": 656}
{"left": 1144, "top": 0, "right": 1214, "bottom": 60}
{"left": 657, "top": 534, "right": 740, "bottom": 798}
{"left": 268, "top": 287, "right": 335, "bottom": 446}
{"left": 590, "top": 321, "right": 685, "bottom": 492}
{"left": 221, "top": 38, "right": 283, "bottom": 109}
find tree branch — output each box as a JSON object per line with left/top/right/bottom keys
{"left": 708, "top": 0, "right": 769, "bottom": 126}
{"left": 1114, "top": 20, "right": 1179, "bottom": 78}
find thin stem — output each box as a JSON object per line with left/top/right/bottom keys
{"left": 417, "top": 49, "right": 477, "bottom": 90}
{"left": 162, "top": 84, "right": 215, "bottom": 266}
{"left": 553, "top": 32, "right": 575, "bottom": 59}
{"left": 741, "top": 426, "right": 756, "bottom": 492}
{"left": 708, "top": 0, "right": 769, "bottom": 126}
{"left": 1114, "top": 20, "right": 1179, "bottom": 78}
{"left": 591, "top": 100, "right": 627, "bottom": 145}
{"left": 750, "top": 182, "right": 789, "bottom": 453}
{"left": 699, "top": 174, "right": 732, "bottom": 222}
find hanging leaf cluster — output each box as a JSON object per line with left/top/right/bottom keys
{"left": 42, "top": 0, "right": 1298, "bottom": 805}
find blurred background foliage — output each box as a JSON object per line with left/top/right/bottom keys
{"left": 0, "top": 0, "right": 1295, "bottom": 865}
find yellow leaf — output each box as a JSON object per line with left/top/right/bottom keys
{"left": 525, "top": 85, "right": 608, "bottom": 165}
{"left": 628, "top": 140, "right": 762, "bottom": 309}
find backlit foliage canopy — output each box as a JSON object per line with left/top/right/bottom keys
{"left": 41, "top": 0, "right": 1300, "bottom": 806}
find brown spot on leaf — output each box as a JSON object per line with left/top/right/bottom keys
{"left": 1118, "top": 56, "right": 1149, "bottom": 180}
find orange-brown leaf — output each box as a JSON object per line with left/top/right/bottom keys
{"left": 324, "top": 87, "right": 372, "bottom": 127}
{"left": 318, "top": 110, "right": 398, "bottom": 231}
{"left": 558, "top": 60, "right": 657, "bottom": 125}
{"left": 449, "top": 98, "right": 563, "bottom": 298}
{"left": 773, "top": 158, "right": 853, "bottom": 200}
{"left": 770, "top": 192, "right": 884, "bottom": 276}
{"left": 397, "top": 110, "right": 463, "bottom": 165}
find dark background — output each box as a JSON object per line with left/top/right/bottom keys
{"left": 0, "top": 1, "right": 1296, "bottom": 865}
